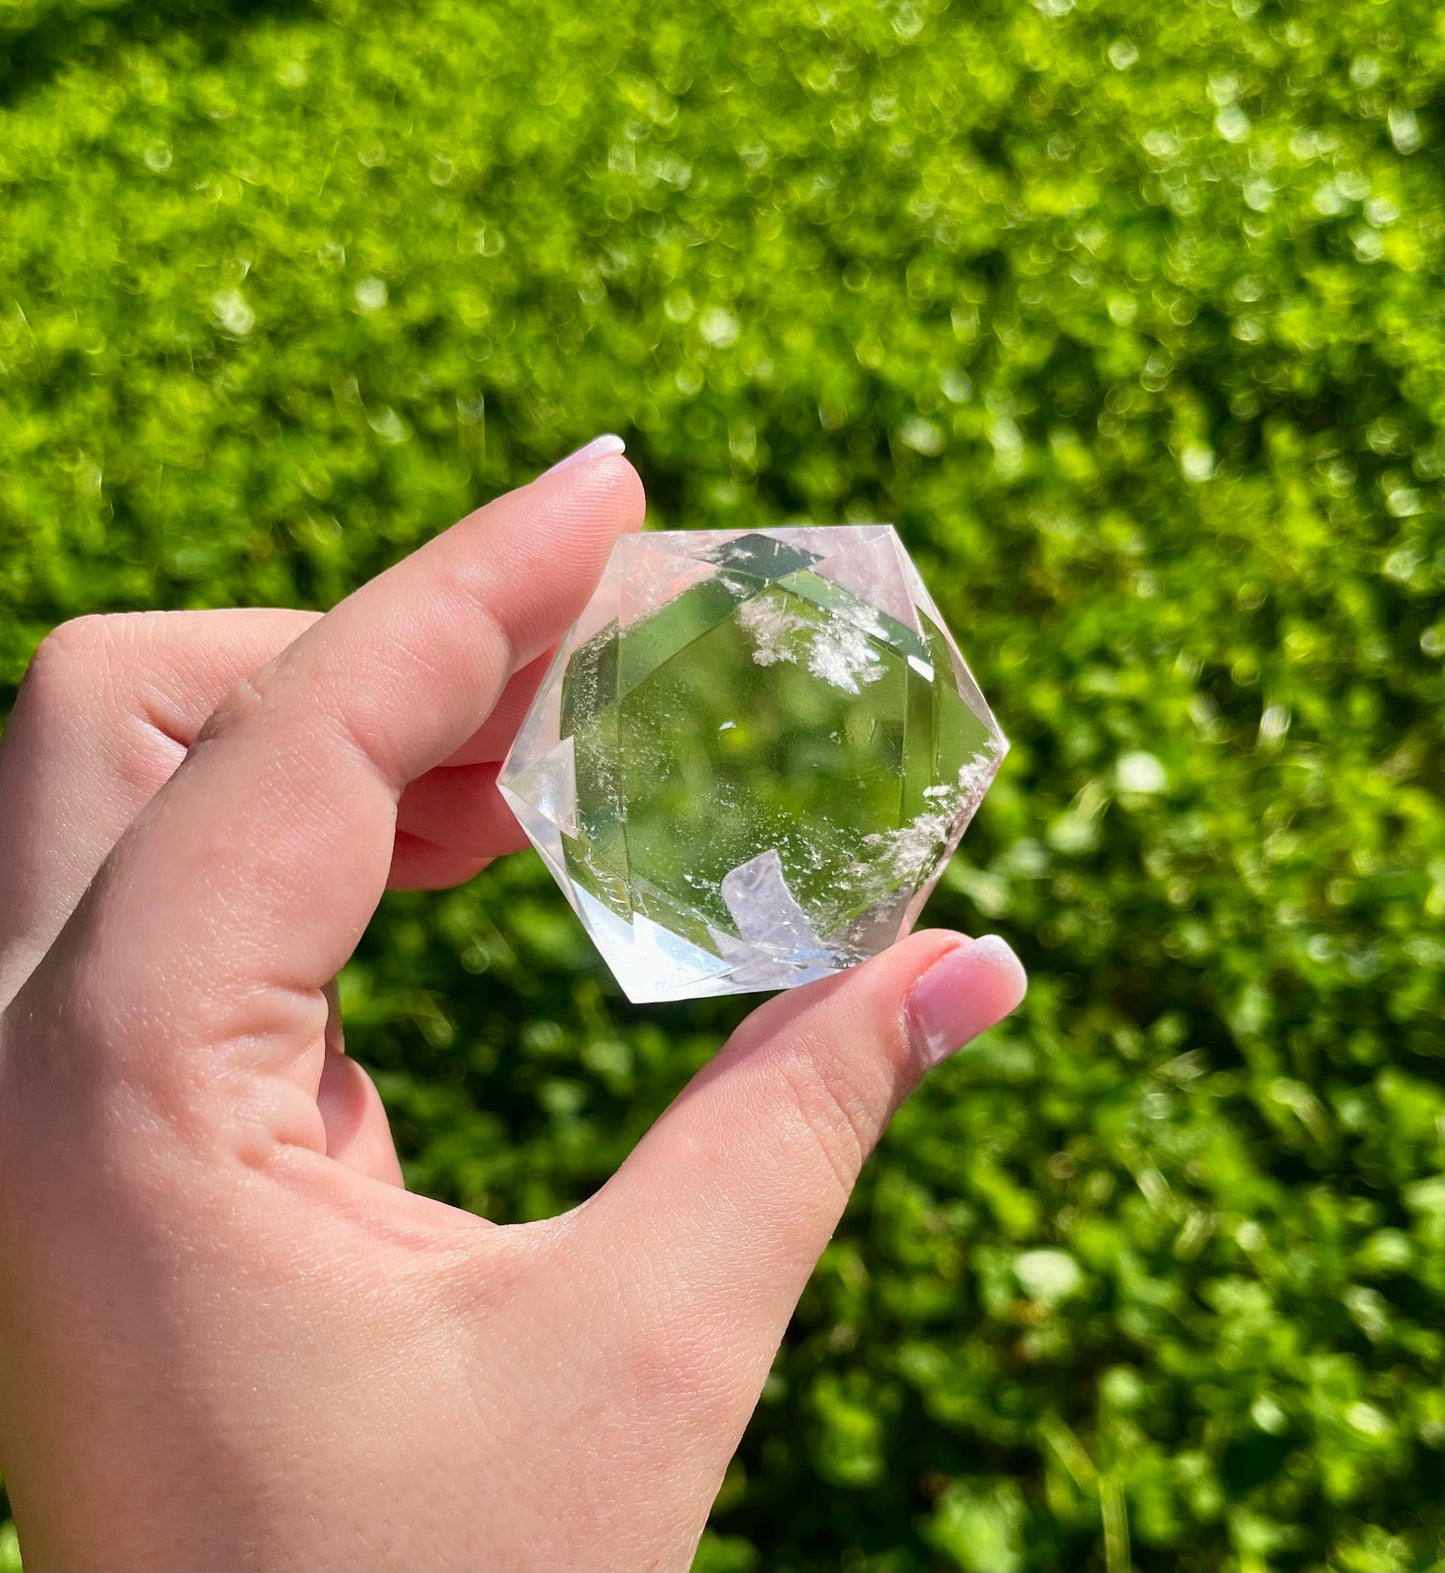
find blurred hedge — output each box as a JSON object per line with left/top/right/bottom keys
{"left": 1, "top": 0, "right": 1441, "bottom": 1568}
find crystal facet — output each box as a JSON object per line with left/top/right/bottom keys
{"left": 498, "top": 526, "right": 1007, "bottom": 1003}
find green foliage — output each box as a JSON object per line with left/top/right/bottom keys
{"left": 1, "top": 0, "right": 1441, "bottom": 1567}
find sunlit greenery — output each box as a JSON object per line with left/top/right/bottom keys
{"left": 1, "top": 0, "right": 1440, "bottom": 1568}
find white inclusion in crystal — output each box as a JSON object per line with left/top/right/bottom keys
{"left": 721, "top": 849, "right": 828, "bottom": 953}
{"left": 956, "top": 756, "right": 990, "bottom": 799}
{"left": 736, "top": 594, "right": 803, "bottom": 668}
{"left": 714, "top": 944, "right": 840, "bottom": 992}
{"left": 857, "top": 739, "right": 1006, "bottom": 885}
{"left": 870, "top": 810, "right": 952, "bottom": 883}
{"left": 736, "top": 594, "right": 885, "bottom": 694}
{"left": 954, "top": 737, "right": 1005, "bottom": 811}
{"left": 806, "top": 616, "right": 885, "bottom": 695}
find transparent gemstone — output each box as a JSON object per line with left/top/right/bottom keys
{"left": 498, "top": 526, "right": 1007, "bottom": 1003}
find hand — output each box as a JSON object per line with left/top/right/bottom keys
{"left": 0, "top": 450, "right": 1027, "bottom": 1572}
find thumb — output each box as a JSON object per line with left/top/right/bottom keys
{"left": 579, "top": 930, "right": 1026, "bottom": 1413}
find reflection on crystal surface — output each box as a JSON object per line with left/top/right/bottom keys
{"left": 498, "top": 526, "right": 1006, "bottom": 1003}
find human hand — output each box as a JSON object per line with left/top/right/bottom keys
{"left": 0, "top": 447, "right": 1027, "bottom": 1572}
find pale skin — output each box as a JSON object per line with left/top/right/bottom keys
{"left": 0, "top": 452, "right": 1027, "bottom": 1572}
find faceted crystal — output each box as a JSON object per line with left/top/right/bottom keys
{"left": 497, "top": 526, "right": 1007, "bottom": 1003}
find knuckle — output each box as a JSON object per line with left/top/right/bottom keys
{"left": 535, "top": 1218, "right": 751, "bottom": 1429}
{"left": 20, "top": 611, "right": 181, "bottom": 722}
{"left": 622, "top": 1316, "right": 749, "bottom": 1424}
{"left": 20, "top": 614, "right": 122, "bottom": 709}
{"left": 768, "top": 1038, "right": 878, "bottom": 1200}
{"left": 434, "top": 561, "right": 514, "bottom": 663}
{"left": 429, "top": 565, "right": 517, "bottom": 707}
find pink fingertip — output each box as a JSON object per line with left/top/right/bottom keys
{"left": 905, "top": 935, "right": 1028, "bottom": 1067}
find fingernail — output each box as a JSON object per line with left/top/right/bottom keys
{"left": 905, "top": 935, "right": 1028, "bottom": 1067}
{"left": 539, "top": 433, "right": 626, "bottom": 479}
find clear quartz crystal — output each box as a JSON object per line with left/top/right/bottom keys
{"left": 498, "top": 526, "right": 1007, "bottom": 1003}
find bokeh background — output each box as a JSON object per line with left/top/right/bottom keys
{"left": 1, "top": 0, "right": 1441, "bottom": 1568}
